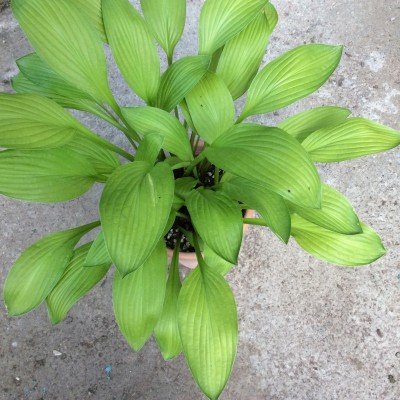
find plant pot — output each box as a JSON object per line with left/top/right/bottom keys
{"left": 167, "top": 209, "right": 256, "bottom": 269}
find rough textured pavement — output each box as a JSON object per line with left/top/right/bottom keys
{"left": 1, "top": 1, "right": 400, "bottom": 399}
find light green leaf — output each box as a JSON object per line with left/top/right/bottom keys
{"left": 203, "top": 244, "right": 234, "bottom": 275}
{"left": 46, "top": 242, "right": 110, "bottom": 324}
{"left": 291, "top": 214, "right": 386, "bottom": 266}
{"left": 75, "top": 0, "right": 106, "bottom": 42}
{"left": 175, "top": 177, "right": 198, "bottom": 200}
{"left": 141, "top": 0, "right": 186, "bottom": 59}
{"left": 0, "top": 148, "right": 97, "bottom": 202}
{"left": 217, "top": 7, "right": 275, "bottom": 99}
{"left": 178, "top": 266, "right": 238, "bottom": 400}
{"left": 187, "top": 189, "right": 243, "bottom": 264}
{"left": 100, "top": 161, "right": 174, "bottom": 276}
{"left": 278, "top": 106, "right": 351, "bottom": 142}
{"left": 3, "top": 221, "right": 99, "bottom": 316}
{"left": 113, "top": 241, "right": 167, "bottom": 351}
{"left": 84, "top": 232, "right": 112, "bottom": 267}
{"left": 122, "top": 107, "right": 193, "bottom": 161}
{"left": 302, "top": 118, "right": 400, "bottom": 162}
{"left": 239, "top": 44, "right": 343, "bottom": 120}
{"left": 154, "top": 242, "right": 183, "bottom": 360}
{"left": 199, "top": 0, "right": 268, "bottom": 55}
{"left": 103, "top": 0, "right": 160, "bottom": 104}
{"left": 64, "top": 135, "right": 120, "bottom": 176}
{"left": 264, "top": 2, "right": 279, "bottom": 31}
{"left": 12, "top": 0, "right": 112, "bottom": 103}
{"left": 157, "top": 55, "right": 210, "bottom": 112}
{"left": 17, "top": 53, "right": 90, "bottom": 100}
{"left": 288, "top": 184, "right": 361, "bottom": 235}
{"left": 135, "top": 133, "right": 164, "bottom": 164}
{"left": 205, "top": 123, "right": 321, "bottom": 208}
{"left": 11, "top": 73, "right": 114, "bottom": 122}
{"left": 0, "top": 93, "right": 80, "bottom": 149}
{"left": 220, "top": 175, "right": 291, "bottom": 243}
{"left": 186, "top": 72, "right": 235, "bottom": 144}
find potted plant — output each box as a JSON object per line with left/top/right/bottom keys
{"left": 1, "top": 0, "right": 399, "bottom": 398}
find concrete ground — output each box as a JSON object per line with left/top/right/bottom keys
{"left": 1, "top": 0, "right": 400, "bottom": 399}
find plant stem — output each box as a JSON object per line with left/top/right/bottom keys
{"left": 193, "top": 233, "right": 204, "bottom": 272}
{"left": 243, "top": 218, "right": 268, "bottom": 227}
{"left": 214, "top": 166, "right": 220, "bottom": 185}
{"left": 184, "top": 152, "right": 206, "bottom": 176}
{"left": 176, "top": 212, "right": 190, "bottom": 220}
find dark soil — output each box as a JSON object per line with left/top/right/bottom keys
{"left": 165, "top": 210, "right": 195, "bottom": 253}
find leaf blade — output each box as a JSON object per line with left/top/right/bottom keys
{"left": 100, "top": 161, "right": 174, "bottom": 276}
{"left": 240, "top": 44, "right": 343, "bottom": 119}
{"left": 113, "top": 242, "right": 167, "bottom": 351}
{"left": 178, "top": 266, "right": 238, "bottom": 400}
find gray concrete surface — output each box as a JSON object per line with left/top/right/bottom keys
{"left": 1, "top": 1, "right": 400, "bottom": 399}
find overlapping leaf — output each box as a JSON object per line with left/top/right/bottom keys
{"left": 186, "top": 73, "right": 235, "bottom": 144}
{"left": 278, "top": 106, "right": 351, "bottom": 142}
{"left": 220, "top": 175, "right": 291, "bottom": 243}
{"left": 302, "top": 118, "right": 400, "bottom": 162}
{"left": 217, "top": 5, "right": 277, "bottom": 99}
{"left": 187, "top": 189, "right": 243, "bottom": 264}
{"left": 198, "top": 0, "right": 269, "bottom": 55}
{"left": 0, "top": 148, "right": 98, "bottom": 202}
{"left": 291, "top": 214, "right": 386, "bottom": 266}
{"left": 122, "top": 107, "right": 193, "bottom": 161}
{"left": 157, "top": 55, "right": 210, "bottom": 112}
{"left": 0, "top": 93, "right": 81, "bottom": 149}
{"left": 205, "top": 123, "right": 321, "bottom": 208}
{"left": 13, "top": 0, "right": 112, "bottom": 103}
{"left": 113, "top": 242, "right": 167, "bottom": 351}
{"left": 141, "top": 0, "right": 186, "bottom": 59}
{"left": 84, "top": 232, "right": 112, "bottom": 267}
{"left": 135, "top": 133, "right": 165, "bottom": 164}
{"left": 3, "top": 222, "right": 99, "bottom": 316}
{"left": 288, "top": 184, "right": 361, "bottom": 234}
{"left": 239, "top": 44, "right": 343, "bottom": 120}
{"left": 100, "top": 161, "right": 174, "bottom": 276}
{"left": 47, "top": 242, "right": 110, "bottom": 324}
{"left": 103, "top": 0, "right": 160, "bottom": 104}
{"left": 154, "top": 242, "right": 183, "bottom": 360}
{"left": 75, "top": 0, "right": 106, "bottom": 41}
{"left": 178, "top": 266, "right": 238, "bottom": 400}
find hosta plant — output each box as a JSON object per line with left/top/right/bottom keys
{"left": 2, "top": 0, "right": 400, "bottom": 398}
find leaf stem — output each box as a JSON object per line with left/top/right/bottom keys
{"left": 184, "top": 152, "right": 206, "bottom": 176}
{"left": 243, "top": 218, "right": 268, "bottom": 227}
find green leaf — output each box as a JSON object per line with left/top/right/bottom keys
{"left": 3, "top": 221, "right": 99, "bottom": 316}
{"left": 17, "top": 53, "right": 90, "bottom": 100}
{"left": 186, "top": 72, "right": 235, "bottom": 144}
{"left": 187, "top": 189, "right": 243, "bottom": 264}
{"left": 0, "top": 148, "right": 97, "bottom": 202}
{"left": 46, "top": 242, "right": 110, "bottom": 324}
{"left": 205, "top": 123, "right": 321, "bottom": 208}
{"left": 11, "top": 73, "right": 114, "bottom": 121}
{"left": 302, "top": 118, "right": 400, "bottom": 162}
{"left": 75, "top": 0, "right": 106, "bottom": 42}
{"left": 102, "top": 0, "right": 160, "bottom": 104}
{"left": 113, "top": 241, "right": 167, "bottom": 351}
{"left": 140, "top": 0, "right": 186, "bottom": 59}
{"left": 291, "top": 214, "right": 386, "bottom": 266}
{"left": 154, "top": 242, "right": 183, "bottom": 360}
{"left": 135, "top": 133, "right": 164, "bottom": 164}
{"left": 199, "top": 0, "right": 268, "bottom": 55}
{"left": 64, "top": 135, "right": 120, "bottom": 176}
{"left": 264, "top": 2, "right": 279, "bottom": 32}
{"left": 216, "top": 7, "right": 276, "bottom": 99}
{"left": 239, "top": 44, "right": 343, "bottom": 120}
{"left": 288, "top": 184, "right": 362, "bottom": 235}
{"left": 0, "top": 93, "right": 81, "bottom": 149}
{"left": 100, "top": 161, "right": 174, "bottom": 276}
{"left": 178, "top": 266, "right": 238, "bottom": 400}
{"left": 122, "top": 107, "right": 193, "bottom": 161}
{"left": 84, "top": 232, "right": 112, "bottom": 267}
{"left": 12, "top": 0, "right": 112, "bottom": 103}
{"left": 278, "top": 106, "right": 351, "bottom": 142}
{"left": 157, "top": 55, "right": 211, "bottom": 112}
{"left": 220, "top": 175, "right": 291, "bottom": 243}
{"left": 175, "top": 177, "right": 198, "bottom": 200}
{"left": 203, "top": 244, "right": 234, "bottom": 275}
